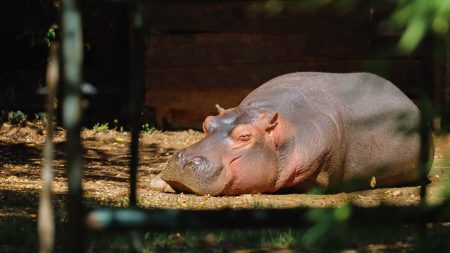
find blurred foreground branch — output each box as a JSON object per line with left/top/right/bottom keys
{"left": 38, "top": 43, "right": 59, "bottom": 253}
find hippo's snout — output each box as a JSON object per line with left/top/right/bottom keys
{"left": 160, "top": 149, "right": 224, "bottom": 194}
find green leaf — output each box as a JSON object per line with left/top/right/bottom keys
{"left": 398, "top": 16, "right": 427, "bottom": 53}
{"left": 334, "top": 204, "right": 351, "bottom": 222}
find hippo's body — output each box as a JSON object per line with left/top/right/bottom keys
{"left": 153, "top": 72, "right": 433, "bottom": 195}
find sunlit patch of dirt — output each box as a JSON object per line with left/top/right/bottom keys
{"left": 0, "top": 121, "right": 448, "bottom": 212}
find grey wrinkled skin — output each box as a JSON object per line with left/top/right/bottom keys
{"left": 151, "top": 72, "right": 434, "bottom": 196}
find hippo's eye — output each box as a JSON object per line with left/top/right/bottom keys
{"left": 237, "top": 134, "right": 251, "bottom": 142}
{"left": 231, "top": 125, "right": 253, "bottom": 143}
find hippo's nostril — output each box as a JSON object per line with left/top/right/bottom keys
{"left": 191, "top": 157, "right": 203, "bottom": 167}
{"left": 184, "top": 156, "right": 209, "bottom": 171}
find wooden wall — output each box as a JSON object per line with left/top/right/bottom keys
{"left": 2, "top": 1, "right": 445, "bottom": 129}
{"left": 0, "top": 1, "right": 130, "bottom": 125}
{"left": 0, "top": 1, "right": 55, "bottom": 113}
{"left": 143, "top": 1, "right": 434, "bottom": 129}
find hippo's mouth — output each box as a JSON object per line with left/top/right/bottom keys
{"left": 229, "top": 155, "right": 242, "bottom": 165}
{"left": 163, "top": 180, "right": 196, "bottom": 194}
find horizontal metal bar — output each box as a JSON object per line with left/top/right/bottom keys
{"left": 86, "top": 202, "right": 450, "bottom": 231}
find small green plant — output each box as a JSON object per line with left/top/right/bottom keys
{"left": 92, "top": 122, "right": 109, "bottom": 132}
{"left": 251, "top": 200, "right": 265, "bottom": 209}
{"left": 8, "top": 111, "right": 27, "bottom": 125}
{"left": 44, "top": 26, "right": 57, "bottom": 47}
{"left": 34, "top": 112, "right": 48, "bottom": 123}
{"left": 141, "top": 123, "right": 155, "bottom": 134}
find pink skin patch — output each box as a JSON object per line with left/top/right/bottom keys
{"left": 219, "top": 118, "right": 281, "bottom": 195}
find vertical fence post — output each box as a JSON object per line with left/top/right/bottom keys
{"left": 128, "top": 0, "right": 145, "bottom": 208}
{"left": 61, "top": 0, "right": 84, "bottom": 252}
{"left": 38, "top": 43, "right": 59, "bottom": 253}
{"left": 128, "top": 1, "right": 145, "bottom": 252}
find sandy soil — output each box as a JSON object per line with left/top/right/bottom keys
{"left": 0, "top": 120, "right": 449, "bottom": 214}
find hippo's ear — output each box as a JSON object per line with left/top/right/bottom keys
{"left": 260, "top": 111, "right": 278, "bottom": 132}
{"left": 215, "top": 104, "right": 226, "bottom": 115}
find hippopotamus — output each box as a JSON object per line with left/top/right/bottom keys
{"left": 150, "top": 72, "right": 433, "bottom": 195}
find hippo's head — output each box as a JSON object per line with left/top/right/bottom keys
{"left": 160, "top": 106, "right": 284, "bottom": 195}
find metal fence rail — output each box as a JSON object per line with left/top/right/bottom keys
{"left": 85, "top": 205, "right": 450, "bottom": 231}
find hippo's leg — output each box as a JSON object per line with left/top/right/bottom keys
{"left": 149, "top": 174, "right": 175, "bottom": 193}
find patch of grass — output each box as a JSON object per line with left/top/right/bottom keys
{"left": 251, "top": 200, "right": 274, "bottom": 209}
{"left": 251, "top": 200, "right": 265, "bottom": 209}
{"left": 263, "top": 228, "right": 295, "bottom": 248}
{"left": 1, "top": 209, "right": 449, "bottom": 253}
{"left": 141, "top": 123, "right": 155, "bottom": 135}
{"left": 34, "top": 112, "right": 48, "bottom": 123}
{"left": 8, "top": 111, "right": 27, "bottom": 125}
{"left": 92, "top": 122, "right": 109, "bottom": 132}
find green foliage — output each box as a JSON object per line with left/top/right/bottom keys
{"left": 34, "top": 112, "right": 48, "bottom": 123}
{"left": 141, "top": 123, "right": 155, "bottom": 134}
{"left": 301, "top": 204, "right": 352, "bottom": 248}
{"left": 263, "top": 228, "right": 295, "bottom": 248}
{"left": 84, "top": 224, "right": 450, "bottom": 252}
{"left": 251, "top": 200, "right": 274, "bottom": 209}
{"left": 268, "top": 0, "right": 449, "bottom": 54}
{"left": 389, "top": 0, "right": 450, "bottom": 53}
{"left": 264, "top": 0, "right": 284, "bottom": 15}
{"left": 8, "top": 111, "right": 27, "bottom": 125}
{"left": 251, "top": 200, "right": 265, "bottom": 209}
{"left": 44, "top": 27, "right": 57, "bottom": 47}
{"left": 92, "top": 122, "right": 109, "bottom": 132}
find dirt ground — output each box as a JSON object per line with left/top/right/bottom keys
{"left": 0, "top": 120, "right": 449, "bottom": 252}
{"left": 0, "top": 120, "right": 449, "bottom": 212}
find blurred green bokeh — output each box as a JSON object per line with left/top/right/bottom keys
{"left": 390, "top": 0, "right": 450, "bottom": 53}
{"left": 263, "top": 0, "right": 450, "bottom": 54}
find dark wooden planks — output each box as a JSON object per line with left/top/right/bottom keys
{"left": 146, "top": 59, "right": 424, "bottom": 93}
{"left": 143, "top": 1, "right": 395, "bottom": 34}
{"left": 145, "top": 59, "right": 424, "bottom": 129}
{"left": 143, "top": 1, "right": 428, "bottom": 129}
{"left": 146, "top": 87, "right": 252, "bottom": 129}
{"left": 146, "top": 33, "right": 408, "bottom": 67}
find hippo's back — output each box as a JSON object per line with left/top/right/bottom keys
{"left": 242, "top": 72, "right": 423, "bottom": 186}
{"left": 243, "top": 72, "right": 416, "bottom": 116}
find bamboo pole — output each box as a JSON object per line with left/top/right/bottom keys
{"left": 38, "top": 43, "right": 59, "bottom": 253}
